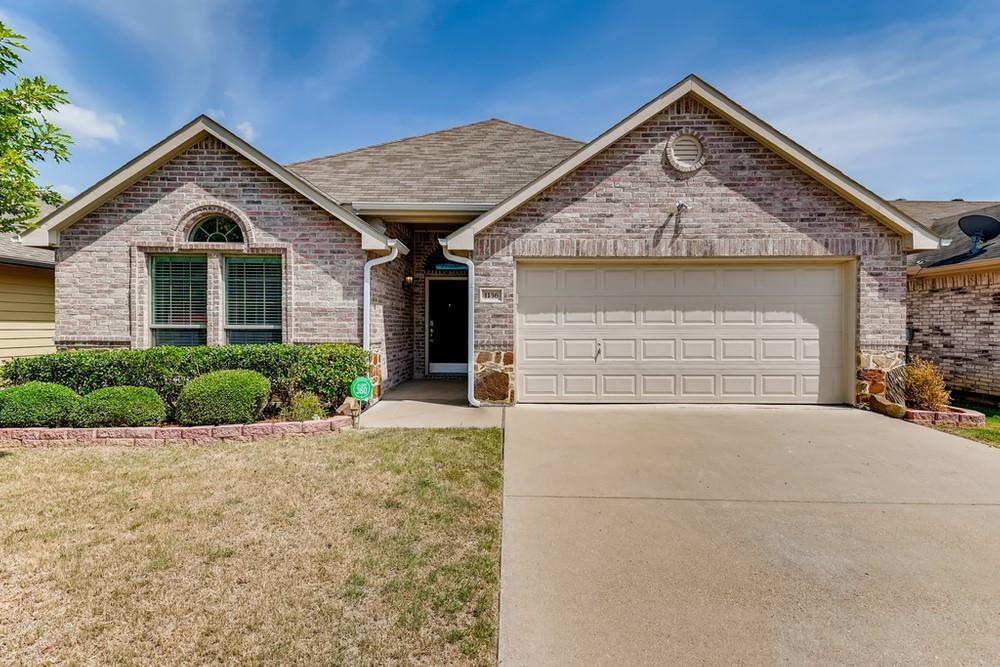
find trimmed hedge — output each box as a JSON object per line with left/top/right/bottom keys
{"left": 0, "top": 381, "right": 80, "bottom": 427}
{"left": 71, "top": 386, "right": 167, "bottom": 428}
{"left": 1, "top": 343, "right": 368, "bottom": 409}
{"left": 176, "top": 370, "right": 271, "bottom": 426}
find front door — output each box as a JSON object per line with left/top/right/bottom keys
{"left": 427, "top": 278, "right": 468, "bottom": 374}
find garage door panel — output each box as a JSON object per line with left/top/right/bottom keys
{"left": 517, "top": 264, "right": 845, "bottom": 404}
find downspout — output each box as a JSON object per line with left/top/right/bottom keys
{"left": 362, "top": 240, "right": 400, "bottom": 353}
{"left": 439, "top": 239, "right": 481, "bottom": 407}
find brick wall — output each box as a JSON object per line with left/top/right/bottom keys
{"left": 472, "top": 96, "right": 907, "bottom": 403}
{"left": 56, "top": 137, "right": 368, "bottom": 349}
{"left": 908, "top": 268, "right": 1000, "bottom": 398}
{"left": 369, "top": 223, "right": 414, "bottom": 391}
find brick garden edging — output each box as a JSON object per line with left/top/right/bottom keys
{"left": 0, "top": 416, "right": 354, "bottom": 448}
{"left": 903, "top": 406, "right": 986, "bottom": 428}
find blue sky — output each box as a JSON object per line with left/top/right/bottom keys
{"left": 4, "top": 0, "right": 999, "bottom": 201}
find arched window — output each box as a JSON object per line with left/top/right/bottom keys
{"left": 188, "top": 215, "right": 244, "bottom": 243}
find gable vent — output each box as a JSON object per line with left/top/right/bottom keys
{"left": 666, "top": 132, "right": 706, "bottom": 173}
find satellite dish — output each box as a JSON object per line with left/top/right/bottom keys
{"left": 958, "top": 214, "right": 1000, "bottom": 247}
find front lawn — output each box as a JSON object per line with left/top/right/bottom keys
{"left": 0, "top": 428, "right": 502, "bottom": 665}
{"left": 941, "top": 402, "right": 1000, "bottom": 448}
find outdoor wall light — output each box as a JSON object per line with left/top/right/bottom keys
{"left": 402, "top": 274, "right": 414, "bottom": 290}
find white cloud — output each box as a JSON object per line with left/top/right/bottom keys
{"left": 206, "top": 108, "right": 226, "bottom": 119}
{"left": 46, "top": 104, "right": 125, "bottom": 145}
{"left": 235, "top": 121, "right": 256, "bottom": 142}
{"left": 55, "top": 184, "right": 80, "bottom": 199}
{"left": 724, "top": 11, "right": 1000, "bottom": 199}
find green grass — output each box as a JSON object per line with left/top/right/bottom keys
{"left": 0, "top": 428, "right": 503, "bottom": 665}
{"left": 940, "top": 402, "right": 1000, "bottom": 448}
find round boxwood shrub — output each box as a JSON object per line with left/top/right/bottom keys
{"left": 0, "top": 381, "right": 80, "bottom": 427}
{"left": 70, "top": 386, "right": 167, "bottom": 428}
{"left": 175, "top": 370, "right": 271, "bottom": 426}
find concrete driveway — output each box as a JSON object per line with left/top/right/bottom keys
{"left": 500, "top": 405, "right": 1000, "bottom": 665}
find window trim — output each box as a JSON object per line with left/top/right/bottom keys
{"left": 148, "top": 254, "right": 209, "bottom": 347}
{"left": 223, "top": 255, "right": 283, "bottom": 345}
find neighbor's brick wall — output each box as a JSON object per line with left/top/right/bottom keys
{"left": 473, "top": 96, "right": 907, "bottom": 402}
{"left": 908, "top": 268, "right": 1000, "bottom": 398}
{"left": 369, "top": 223, "right": 414, "bottom": 392}
{"left": 56, "top": 137, "right": 367, "bottom": 348}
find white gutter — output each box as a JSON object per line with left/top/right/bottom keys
{"left": 362, "top": 240, "right": 405, "bottom": 352}
{"left": 439, "top": 239, "right": 481, "bottom": 407}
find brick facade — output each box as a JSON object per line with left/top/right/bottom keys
{"left": 471, "top": 96, "right": 907, "bottom": 404}
{"left": 368, "top": 223, "right": 414, "bottom": 392}
{"left": 908, "top": 268, "right": 1000, "bottom": 399}
{"left": 57, "top": 137, "right": 367, "bottom": 348}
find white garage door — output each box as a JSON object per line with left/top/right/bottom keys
{"left": 516, "top": 263, "right": 846, "bottom": 404}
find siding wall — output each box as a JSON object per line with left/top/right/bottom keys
{"left": 0, "top": 264, "right": 56, "bottom": 359}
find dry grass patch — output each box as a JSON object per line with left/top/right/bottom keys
{"left": 0, "top": 428, "right": 502, "bottom": 665}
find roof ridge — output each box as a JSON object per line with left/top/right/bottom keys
{"left": 286, "top": 118, "right": 582, "bottom": 166}
{"left": 480, "top": 118, "right": 584, "bottom": 145}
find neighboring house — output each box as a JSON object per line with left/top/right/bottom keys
{"left": 0, "top": 204, "right": 57, "bottom": 360}
{"left": 896, "top": 200, "right": 1000, "bottom": 401}
{"left": 23, "top": 75, "right": 939, "bottom": 405}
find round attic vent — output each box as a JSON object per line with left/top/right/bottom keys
{"left": 666, "top": 132, "right": 706, "bottom": 173}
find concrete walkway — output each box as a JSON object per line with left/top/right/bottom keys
{"left": 500, "top": 405, "right": 1000, "bottom": 665}
{"left": 359, "top": 379, "right": 503, "bottom": 428}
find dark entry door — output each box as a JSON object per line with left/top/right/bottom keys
{"left": 427, "top": 279, "right": 468, "bottom": 373}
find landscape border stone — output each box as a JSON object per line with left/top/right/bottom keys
{"left": 0, "top": 416, "right": 353, "bottom": 448}
{"left": 903, "top": 405, "right": 986, "bottom": 428}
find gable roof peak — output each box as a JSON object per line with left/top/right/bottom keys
{"left": 21, "top": 114, "right": 395, "bottom": 251}
{"left": 445, "top": 74, "right": 939, "bottom": 252}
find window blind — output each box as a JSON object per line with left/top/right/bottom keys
{"left": 150, "top": 255, "right": 207, "bottom": 346}
{"left": 226, "top": 256, "right": 282, "bottom": 344}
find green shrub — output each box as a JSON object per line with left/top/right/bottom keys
{"left": 175, "top": 370, "right": 271, "bottom": 426}
{"left": 70, "top": 386, "right": 166, "bottom": 428}
{"left": 1, "top": 343, "right": 368, "bottom": 410}
{"left": 0, "top": 381, "right": 80, "bottom": 427}
{"left": 906, "top": 356, "right": 951, "bottom": 411}
{"left": 281, "top": 391, "right": 326, "bottom": 422}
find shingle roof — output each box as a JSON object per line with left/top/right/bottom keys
{"left": 0, "top": 204, "right": 55, "bottom": 268}
{"left": 286, "top": 119, "right": 584, "bottom": 205}
{"left": 898, "top": 200, "right": 1000, "bottom": 268}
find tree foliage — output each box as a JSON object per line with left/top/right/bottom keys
{"left": 0, "top": 20, "right": 72, "bottom": 232}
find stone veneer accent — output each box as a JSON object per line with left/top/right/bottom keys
{"left": 471, "top": 96, "right": 908, "bottom": 404}
{"left": 907, "top": 268, "right": 1000, "bottom": 400}
{"left": 0, "top": 415, "right": 353, "bottom": 448}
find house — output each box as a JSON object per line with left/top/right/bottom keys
{"left": 0, "top": 204, "right": 56, "bottom": 360}
{"left": 896, "top": 200, "right": 1000, "bottom": 402}
{"left": 23, "top": 75, "right": 940, "bottom": 405}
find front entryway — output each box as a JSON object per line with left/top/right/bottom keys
{"left": 426, "top": 277, "right": 468, "bottom": 374}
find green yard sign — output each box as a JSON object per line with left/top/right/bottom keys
{"left": 350, "top": 376, "right": 374, "bottom": 401}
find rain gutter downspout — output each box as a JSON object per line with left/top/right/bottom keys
{"left": 439, "top": 239, "right": 481, "bottom": 407}
{"left": 362, "top": 240, "right": 400, "bottom": 353}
